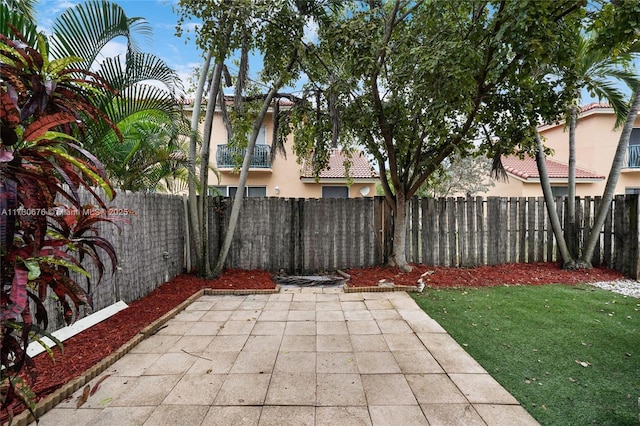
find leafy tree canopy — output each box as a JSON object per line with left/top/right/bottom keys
{"left": 290, "top": 0, "right": 585, "bottom": 269}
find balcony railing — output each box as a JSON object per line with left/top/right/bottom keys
{"left": 628, "top": 145, "right": 640, "bottom": 168}
{"left": 216, "top": 144, "right": 271, "bottom": 169}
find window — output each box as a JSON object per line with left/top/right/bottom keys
{"left": 248, "top": 186, "right": 267, "bottom": 197}
{"left": 322, "top": 186, "right": 349, "bottom": 198}
{"left": 551, "top": 186, "right": 568, "bottom": 198}
{"left": 228, "top": 186, "right": 267, "bottom": 198}
{"left": 629, "top": 129, "right": 640, "bottom": 168}
{"left": 630, "top": 128, "right": 640, "bottom": 146}
{"left": 227, "top": 126, "right": 266, "bottom": 145}
{"left": 256, "top": 126, "right": 266, "bottom": 145}
{"left": 209, "top": 186, "right": 227, "bottom": 196}
{"left": 625, "top": 187, "right": 640, "bottom": 195}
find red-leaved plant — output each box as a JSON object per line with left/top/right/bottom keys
{"left": 0, "top": 28, "right": 119, "bottom": 423}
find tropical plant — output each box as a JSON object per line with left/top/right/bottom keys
{"left": 0, "top": 29, "right": 117, "bottom": 422}
{"left": 0, "top": 0, "right": 189, "bottom": 193}
{"left": 97, "top": 110, "right": 192, "bottom": 192}
{"left": 563, "top": 32, "right": 638, "bottom": 260}
{"left": 0, "top": 0, "right": 36, "bottom": 21}
{"left": 535, "top": 2, "right": 640, "bottom": 268}
{"left": 48, "top": 0, "right": 188, "bottom": 192}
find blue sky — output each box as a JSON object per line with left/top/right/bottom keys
{"left": 36, "top": 0, "right": 203, "bottom": 94}
{"left": 33, "top": 1, "right": 632, "bottom": 105}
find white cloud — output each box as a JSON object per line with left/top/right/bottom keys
{"left": 170, "top": 61, "right": 203, "bottom": 96}
{"left": 96, "top": 39, "right": 128, "bottom": 61}
{"left": 36, "top": 0, "right": 79, "bottom": 34}
{"left": 49, "top": 0, "right": 79, "bottom": 14}
{"left": 303, "top": 18, "right": 319, "bottom": 44}
{"left": 90, "top": 39, "right": 128, "bottom": 71}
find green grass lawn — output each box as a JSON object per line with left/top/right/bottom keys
{"left": 412, "top": 284, "right": 640, "bottom": 426}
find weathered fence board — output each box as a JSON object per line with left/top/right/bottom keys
{"left": 210, "top": 197, "right": 384, "bottom": 274}
{"left": 403, "top": 195, "right": 638, "bottom": 276}
{"left": 45, "top": 190, "right": 185, "bottom": 332}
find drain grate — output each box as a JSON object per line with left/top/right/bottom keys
{"left": 273, "top": 275, "right": 345, "bottom": 287}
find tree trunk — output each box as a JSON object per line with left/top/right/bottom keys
{"left": 535, "top": 130, "right": 574, "bottom": 267}
{"left": 187, "top": 50, "right": 212, "bottom": 273}
{"left": 388, "top": 192, "right": 412, "bottom": 272}
{"left": 197, "top": 60, "right": 224, "bottom": 278}
{"left": 582, "top": 84, "right": 640, "bottom": 263}
{"left": 567, "top": 105, "right": 578, "bottom": 258}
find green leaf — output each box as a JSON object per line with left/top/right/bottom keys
{"left": 40, "top": 146, "right": 114, "bottom": 199}
{"left": 9, "top": 375, "right": 37, "bottom": 412}
{"left": 31, "top": 130, "right": 80, "bottom": 144}
{"left": 29, "top": 323, "right": 65, "bottom": 357}
{"left": 23, "top": 259, "right": 41, "bottom": 281}
{"left": 47, "top": 55, "right": 83, "bottom": 77}
{"left": 33, "top": 256, "right": 90, "bottom": 277}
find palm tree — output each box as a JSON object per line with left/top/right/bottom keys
{"left": 98, "top": 110, "right": 192, "bottom": 192}
{"left": 0, "top": 0, "right": 190, "bottom": 192}
{"left": 563, "top": 32, "right": 640, "bottom": 259}
{"left": 1, "top": 0, "right": 36, "bottom": 20}
{"left": 0, "top": 0, "right": 38, "bottom": 45}
{"left": 535, "top": 31, "right": 640, "bottom": 268}
{"left": 49, "top": 1, "right": 189, "bottom": 191}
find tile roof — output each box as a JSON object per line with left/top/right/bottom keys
{"left": 501, "top": 155, "right": 604, "bottom": 180}
{"left": 579, "top": 102, "right": 611, "bottom": 113}
{"left": 301, "top": 149, "right": 378, "bottom": 179}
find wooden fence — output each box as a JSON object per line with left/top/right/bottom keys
{"left": 46, "top": 190, "right": 186, "bottom": 331}
{"left": 207, "top": 197, "right": 385, "bottom": 273}
{"left": 40, "top": 192, "right": 639, "bottom": 332}
{"left": 206, "top": 195, "right": 640, "bottom": 278}
{"left": 404, "top": 196, "right": 639, "bottom": 278}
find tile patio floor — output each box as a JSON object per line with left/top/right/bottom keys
{"left": 36, "top": 288, "right": 539, "bottom": 425}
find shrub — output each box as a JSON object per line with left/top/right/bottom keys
{"left": 0, "top": 28, "right": 118, "bottom": 422}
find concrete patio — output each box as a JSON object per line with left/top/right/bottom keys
{"left": 35, "top": 288, "right": 539, "bottom": 425}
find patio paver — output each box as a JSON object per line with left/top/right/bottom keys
{"left": 35, "top": 289, "right": 539, "bottom": 425}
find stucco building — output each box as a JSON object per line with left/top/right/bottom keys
{"left": 186, "top": 100, "right": 378, "bottom": 198}
{"left": 484, "top": 103, "right": 640, "bottom": 197}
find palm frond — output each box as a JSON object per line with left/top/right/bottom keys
{"left": 97, "top": 52, "right": 182, "bottom": 93}
{"left": 50, "top": 0, "right": 151, "bottom": 67}
{"left": 0, "top": 2, "right": 38, "bottom": 45}
{"left": 1, "top": 0, "right": 36, "bottom": 21}
{"left": 101, "top": 84, "right": 182, "bottom": 127}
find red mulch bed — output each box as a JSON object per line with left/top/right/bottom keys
{"left": 5, "top": 263, "right": 627, "bottom": 421}
{"left": 345, "top": 262, "right": 626, "bottom": 288}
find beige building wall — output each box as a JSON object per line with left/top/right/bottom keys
{"left": 539, "top": 110, "right": 640, "bottom": 195}
{"left": 187, "top": 108, "right": 378, "bottom": 198}
{"left": 484, "top": 108, "right": 640, "bottom": 197}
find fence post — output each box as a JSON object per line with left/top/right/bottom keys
{"left": 634, "top": 195, "right": 640, "bottom": 280}
{"left": 624, "top": 194, "right": 640, "bottom": 279}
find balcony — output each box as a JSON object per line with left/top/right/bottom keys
{"left": 628, "top": 145, "right": 640, "bottom": 168}
{"left": 216, "top": 144, "right": 271, "bottom": 169}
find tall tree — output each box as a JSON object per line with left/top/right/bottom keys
{"left": 176, "top": 0, "right": 338, "bottom": 277}
{"left": 535, "top": 1, "right": 640, "bottom": 268}
{"left": 293, "top": 0, "right": 584, "bottom": 271}
{"left": 563, "top": 32, "right": 639, "bottom": 259}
